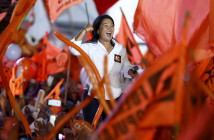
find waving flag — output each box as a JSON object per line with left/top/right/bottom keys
{"left": 31, "top": 45, "right": 47, "bottom": 82}
{"left": 93, "top": 0, "right": 118, "bottom": 15}
{"left": 134, "top": 0, "right": 213, "bottom": 61}
{"left": 44, "top": 0, "right": 84, "bottom": 22}
{"left": 92, "top": 45, "right": 185, "bottom": 140}
{"left": 116, "top": 10, "right": 143, "bottom": 64}
{"left": 91, "top": 17, "right": 193, "bottom": 139}
{"left": 92, "top": 22, "right": 190, "bottom": 139}
{"left": 31, "top": 35, "right": 69, "bottom": 81}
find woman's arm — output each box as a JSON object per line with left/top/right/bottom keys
{"left": 75, "top": 24, "right": 93, "bottom": 41}
{"left": 69, "top": 24, "right": 94, "bottom": 55}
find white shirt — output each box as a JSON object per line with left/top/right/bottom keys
{"left": 69, "top": 39, "right": 131, "bottom": 100}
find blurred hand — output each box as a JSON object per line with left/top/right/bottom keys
{"left": 84, "top": 24, "right": 93, "bottom": 32}
{"left": 128, "top": 68, "right": 138, "bottom": 79}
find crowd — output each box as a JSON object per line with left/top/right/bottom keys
{"left": 0, "top": 70, "right": 91, "bottom": 140}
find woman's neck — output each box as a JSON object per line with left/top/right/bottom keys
{"left": 99, "top": 40, "right": 113, "bottom": 53}
{"left": 99, "top": 39, "right": 111, "bottom": 46}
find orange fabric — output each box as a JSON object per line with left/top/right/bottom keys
{"left": 178, "top": 105, "right": 214, "bottom": 140}
{"left": 92, "top": 41, "right": 186, "bottom": 140}
{"left": 69, "top": 53, "right": 82, "bottom": 82}
{"left": 31, "top": 46, "right": 47, "bottom": 82}
{"left": 91, "top": 22, "right": 189, "bottom": 139}
{"left": 134, "top": 0, "right": 177, "bottom": 56}
{"left": 0, "top": 66, "right": 12, "bottom": 87}
{"left": 139, "top": 102, "right": 175, "bottom": 127}
{"left": 199, "top": 57, "right": 214, "bottom": 92}
{"left": 195, "top": 57, "right": 212, "bottom": 78}
{"left": 43, "top": 36, "right": 69, "bottom": 75}
{"left": 9, "top": 67, "right": 24, "bottom": 96}
{"left": 116, "top": 11, "right": 143, "bottom": 64}
{"left": 0, "top": 0, "right": 36, "bottom": 137}
{"left": 43, "top": 79, "right": 64, "bottom": 115}
{"left": 44, "top": 0, "right": 84, "bottom": 22}
{"left": 134, "top": 0, "right": 213, "bottom": 61}
{"left": 85, "top": 31, "right": 92, "bottom": 42}
{"left": 43, "top": 78, "right": 64, "bottom": 103}
{"left": 31, "top": 36, "right": 69, "bottom": 81}
{"left": 210, "top": 0, "right": 214, "bottom": 44}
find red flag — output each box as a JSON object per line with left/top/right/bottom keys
{"left": 44, "top": 0, "right": 84, "bottom": 22}
{"left": 134, "top": 0, "right": 213, "bottom": 61}
{"left": 116, "top": 11, "right": 143, "bottom": 64}
{"left": 93, "top": 0, "right": 118, "bottom": 15}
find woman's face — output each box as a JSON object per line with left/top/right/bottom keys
{"left": 97, "top": 18, "right": 114, "bottom": 43}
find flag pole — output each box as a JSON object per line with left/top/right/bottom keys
{"left": 64, "top": 50, "right": 71, "bottom": 105}
{"left": 85, "top": 2, "right": 90, "bottom": 24}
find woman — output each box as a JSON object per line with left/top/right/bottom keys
{"left": 69, "top": 15, "right": 137, "bottom": 124}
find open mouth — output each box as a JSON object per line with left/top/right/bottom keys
{"left": 106, "top": 32, "right": 112, "bottom": 37}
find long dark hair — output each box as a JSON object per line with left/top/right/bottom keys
{"left": 87, "top": 15, "right": 115, "bottom": 46}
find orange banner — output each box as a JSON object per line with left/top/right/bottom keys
{"left": 134, "top": 0, "right": 213, "bottom": 61}
{"left": 44, "top": 0, "right": 84, "bottom": 22}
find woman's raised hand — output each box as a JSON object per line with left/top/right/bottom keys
{"left": 84, "top": 24, "right": 93, "bottom": 32}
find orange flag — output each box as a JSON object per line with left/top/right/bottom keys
{"left": 116, "top": 10, "right": 143, "bottom": 64}
{"left": 134, "top": 0, "right": 213, "bottom": 61}
{"left": 45, "top": 45, "right": 68, "bottom": 76}
{"left": 92, "top": 18, "right": 189, "bottom": 139}
{"left": 210, "top": 0, "right": 214, "bottom": 44}
{"left": 92, "top": 34, "right": 187, "bottom": 140}
{"left": 44, "top": 0, "right": 84, "bottom": 22}
{"left": 31, "top": 36, "right": 69, "bottom": 81}
{"left": 31, "top": 45, "right": 47, "bottom": 82}
{"left": 9, "top": 67, "right": 24, "bottom": 96}
{"left": 43, "top": 79, "right": 64, "bottom": 115}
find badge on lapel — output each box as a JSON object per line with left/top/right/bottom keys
{"left": 114, "top": 54, "right": 121, "bottom": 63}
